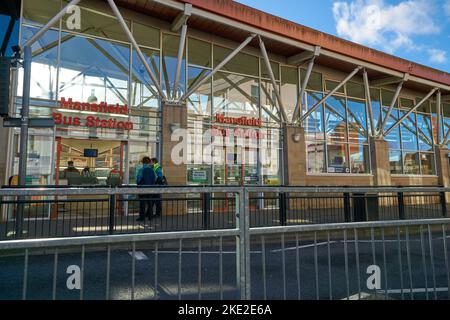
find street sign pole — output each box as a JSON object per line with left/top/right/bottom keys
{"left": 15, "top": 45, "right": 32, "bottom": 238}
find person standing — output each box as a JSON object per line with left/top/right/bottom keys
{"left": 136, "top": 156, "right": 156, "bottom": 222}
{"left": 150, "top": 158, "right": 165, "bottom": 217}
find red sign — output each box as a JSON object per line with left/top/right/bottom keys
{"left": 215, "top": 114, "right": 262, "bottom": 127}
{"left": 53, "top": 98, "right": 134, "bottom": 130}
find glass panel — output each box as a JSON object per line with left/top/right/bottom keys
{"left": 325, "top": 95, "right": 347, "bottom": 143}
{"left": 23, "top": 0, "right": 61, "bottom": 25}
{"left": 162, "top": 34, "right": 185, "bottom": 97}
{"left": 133, "top": 22, "right": 160, "bottom": 49}
{"left": 301, "top": 70, "right": 322, "bottom": 91}
{"left": 389, "top": 150, "right": 402, "bottom": 174}
{"left": 399, "top": 111, "right": 418, "bottom": 151}
{"left": 212, "top": 72, "right": 259, "bottom": 119}
{"left": 213, "top": 45, "right": 258, "bottom": 76}
{"left": 261, "top": 80, "right": 280, "bottom": 124}
{"left": 187, "top": 67, "right": 211, "bottom": 115}
{"left": 281, "top": 66, "right": 298, "bottom": 122}
{"left": 400, "top": 98, "right": 414, "bottom": 110}
{"left": 260, "top": 128, "right": 281, "bottom": 185}
{"left": 420, "top": 153, "right": 435, "bottom": 175}
{"left": 131, "top": 48, "right": 160, "bottom": 109}
{"left": 61, "top": 4, "right": 130, "bottom": 43}
{"left": 58, "top": 33, "right": 130, "bottom": 105}
{"left": 381, "top": 89, "right": 396, "bottom": 108}
{"left": 383, "top": 107, "right": 401, "bottom": 149}
{"left": 19, "top": 26, "right": 59, "bottom": 101}
{"left": 325, "top": 80, "right": 344, "bottom": 94}
{"left": 403, "top": 152, "right": 420, "bottom": 174}
{"left": 347, "top": 98, "right": 368, "bottom": 143}
{"left": 304, "top": 92, "right": 324, "bottom": 141}
{"left": 443, "top": 103, "right": 450, "bottom": 118}
{"left": 188, "top": 38, "right": 211, "bottom": 68}
{"left": 416, "top": 98, "right": 431, "bottom": 113}
{"left": 306, "top": 141, "right": 325, "bottom": 173}
{"left": 417, "top": 113, "right": 433, "bottom": 151}
{"left": 327, "top": 143, "right": 349, "bottom": 173}
{"left": 347, "top": 82, "right": 365, "bottom": 99}
{"left": 370, "top": 88, "right": 382, "bottom": 133}
{"left": 261, "top": 60, "right": 280, "bottom": 80}
{"left": 27, "top": 135, "right": 53, "bottom": 185}
{"left": 349, "top": 144, "right": 369, "bottom": 174}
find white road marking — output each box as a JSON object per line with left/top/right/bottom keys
{"left": 128, "top": 251, "right": 148, "bottom": 260}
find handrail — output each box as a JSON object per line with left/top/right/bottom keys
{"left": 0, "top": 228, "right": 240, "bottom": 250}
{"left": 0, "top": 185, "right": 448, "bottom": 197}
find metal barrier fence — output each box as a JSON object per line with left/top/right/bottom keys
{"left": 0, "top": 219, "right": 449, "bottom": 300}
{"left": 0, "top": 186, "right": 450, "bottom": 300}
{"left": 0, "top": 186, "right": 447, "bottom": 240}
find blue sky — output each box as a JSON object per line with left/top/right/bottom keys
{"left": 235, "top": 0, "right": 450, "bottom": 73}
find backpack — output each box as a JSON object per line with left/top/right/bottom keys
{"left": 156, "top": 175, "right": 168, "bottom": 186}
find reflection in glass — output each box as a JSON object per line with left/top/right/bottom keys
{"left": 261, "top": 80, "right": 280, "bottom": 124}
{"left": 281, "top": 66, "right": 298, "bottom": 123}
{"left": 131, "top": 48, "right": 160, "bottom": 108}
{"left": 19, "top": 26, "right": 59, "bottom": 100}
{"left": 325, "top": 95, "right": 347, "bottom": 142}
{"left": 403, "top": 152, "right": 420, "bottom": 174}
{"left": 307, "top": 141, "right": 325, "bottom": 173}
{"left": 305, "top": 92, "right": 324, "bottom": 141}
{"left": 58, "top": 33, "right": 130, "bottom": 105}
{"left": 417, "top": 113, "right": 433, "bottom": 151}
{"left": 187, "top": 67, "right": 211, "bottom": 115}
{"left": 389, "top": 150, "right": 402, "bottom": 174}
{"left": 349, "top": 144, "right": 369, "bottom": 173}
{"left": 327, "top": 144, "right": 348, "bottom": 174}
{"left": 383, "top": 107, "right": 401, "bottom": 149}
{"left": 188, "top": 38, "right": 211, "bottom": 68}
{"left": 213, "top": 72, "right": 259, "bottom": 118}
{"left": 400, "top": 111, "right": 418, "bottom": 151}
{"left": 347, "top": 98, "right": 368, "bottom": 143}
{"left": 420, "top": 153, "right": 435, "bottom": 175}
{"left": 162, "top": 34, "right": 185, "bottom": 98}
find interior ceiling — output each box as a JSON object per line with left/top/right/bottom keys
{"left": 115, "top": 0, "right": 438, "bottom": 94}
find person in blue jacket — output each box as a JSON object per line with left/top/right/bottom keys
{"left": 136, "top": 156, "right": 156, "bottom": 222}
{"left": 151, "top": 158, "right": 164, "bottom": 217}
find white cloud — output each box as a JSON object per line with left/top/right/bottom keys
{"left": 428, "top": 48, "right": 447, "bottom": 64}
{"left": 332, "top": 0, "right": 439, "bottom": 53}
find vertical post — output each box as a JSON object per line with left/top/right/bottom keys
{"left": 440, "top": 191, "right": 447, "bottom": 217}
{"left": 237, "top": 188, "right": 250, "bottom": 300}
{"left": 202, "top": 192, "right": 211, "bottom": 230}
{"left": 436, "top": 90, "right": 442, "bottom": 144}
{"left": 397, "top": 190, "right": 405, "bottom": 220}
{"left": 343, "top": 192, "right": 351, "bottom": 222}
{"left": 172, "top": 24, "right": 187, "bottom": 100}
{"left": 16, "top": 45, "right": 32, "bottom": 238}
{"left": 279, "top": 192, "right": 287, "bottom": 226}
{"left": 109, "top": 194, "right": 116, "bottom": 235}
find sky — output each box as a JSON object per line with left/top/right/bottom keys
{"left": 235, "top": 0, "right": 450, "bottom": 73}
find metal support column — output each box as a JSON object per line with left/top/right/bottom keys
{"left": 378, "top": 80, "right": 404, "bottom": 136}
{"left": 363, "top": 69, "right": 376, "bottom": 136}
{"left": 293, "top": 57, "right": 315, "bottom": 122}
{"left": 172, "top": 24, "right": 188, "bottom": 100}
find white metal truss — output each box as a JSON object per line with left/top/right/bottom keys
{"left": 299, "top": 66, "right": 363, "bottom": 124}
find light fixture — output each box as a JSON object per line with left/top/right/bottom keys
{"left": 292, "top": 132, "right": 301, "bottom": 143}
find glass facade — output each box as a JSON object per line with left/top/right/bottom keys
{"left": 373, "top": 90, "right": 436, "bottom": 175}
{"left": 305, "top": 78, "right": 369, "bottom": 174}
{"left": 8, "top": 0, "right": 443, "bottom": 190}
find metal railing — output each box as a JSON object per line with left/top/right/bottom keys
{"left": 1, "top": 186, "right": 450, "bottom": 300}
{"left": 0, "top": 186, "right": 448, "bottom": 240}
